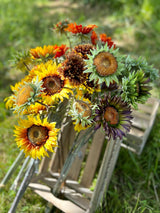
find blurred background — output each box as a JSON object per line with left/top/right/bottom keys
{"left": 0, "top": 0, "right": 160, "bottom": 212}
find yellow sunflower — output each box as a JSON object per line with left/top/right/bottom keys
{"left": 4, "top": 95, "right": 14, "bottom": 109}
{"left": 30, "top": 45, "right": 58, "bottom": 59}
{"left": 22, "top": 102, "right": 47, "bottom": 115}
{"left": 14, "top": 115, "right": 59, "bottom": 159}
{"left": 73, "top": 122, "right": 90, "bottom": 132}
{"left": 33, "top": 61, "right": 73, "bottom": 105}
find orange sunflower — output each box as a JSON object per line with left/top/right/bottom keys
{"left": 33, "top": 60, "right": 73, "bottom": 105}
{"left": 14, "top": 115, "right": 59, "bottom": 159}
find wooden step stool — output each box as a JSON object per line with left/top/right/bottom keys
{"left": 29, "top": 97, "right": 159, "bottom": 213}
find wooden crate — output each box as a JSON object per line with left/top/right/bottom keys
{"left": 29, "top": 97, "right": 159, "bottom": 213}
{"left": 121, "top": 97, "right": 159, "bottom": 155}
{"left": 29, "top": 120, "right": 122, "bottom": 213}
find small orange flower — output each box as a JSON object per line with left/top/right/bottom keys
{"left": 100, "top": 34, "right": 116, "bottom": 49}
{"left": 65, "top": 22, "right": 97, "bottom": 34}
{"left": 53, "top": 20, "right": 70, "bottom": 34}
{"left": 91, "top": 31, "right": 98, "bottom": 45}
{"left": 54, "top": 44, "right": 69, "bottom": 58}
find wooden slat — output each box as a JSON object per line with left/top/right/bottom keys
{"left": 80, "top": 128, "right": 105, "bottom": 187}
{"left": 87, "top": 138, "right": 121, "bottom": 213}
{"left": 67, "top": 143, "right": 87, "bottom": 181}
{"left": 29, "top": 183, "right": 85, "bottom": 213}
{"left": 132, "top": 110, "right": 151, "bottom": 121}
{"left": 131, "top": 115, "right": 149, "bottom": 130}
{"left": 67, "top": 129, "right": 93, "bottom": 181}
{"left": 129, "top": 126, "right": 144, "bottom": 137}
{"left": 49, "top": 118, "right": 76, "bottom": 173}
{"left": 139, "top": 98, "right": 159, "bottom": 154}
{"left": 41, "top": 175, "right": 93, "bottom": 199}
{"left": 122, "top": 97, "right": 159, "bottom": 155}
{"left": 34, "top": 177, "right": 90, "bottom": 210}
{"left": 38, "top": 152, "right": 53, "bottom": 174}
{"left": 62, "top": 188, "right": 90, "bottom": 210}
{"left": 121, "top": 134, "right": 142, "bottom": 154}
{"left": 66, "top": 180, "right": 93, "bottom": 199}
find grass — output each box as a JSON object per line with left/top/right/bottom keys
{"left": 0, "top": 0, "right": 160, "bottom": 212}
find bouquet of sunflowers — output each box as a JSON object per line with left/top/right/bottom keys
{"left": 5, "top": 20, "right": 159, "bottom": 162}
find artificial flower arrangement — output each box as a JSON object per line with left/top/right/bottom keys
{"left": 5, "top": 20, "right": 159, "bottom": 162}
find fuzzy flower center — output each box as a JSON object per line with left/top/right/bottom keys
{"left": 16, "top": 85, "right": 34, "bottom": 106}
{"left": 104, "top": 106, "right": 119, "bottom": 125}
{"left": 93, "top": 52, "right": 118, "bottom": 76}
{"left": 75, "top": 100, "right": 92, "bottom": 117}
{"left": 42, "top": 76, "right": 64, "bottom": 95}
{"left": 27, "top": 125, "right": 49, "bottom": 146}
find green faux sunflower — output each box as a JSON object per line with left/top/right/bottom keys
{"left": 135, "top": 69, "right": 152, "bottom": 104}
{"left": 10, "top": 50, "right": 33, "bottom": 72}
{"left": 7, "top": 77, "right": 43, "bottom": 113}
{"left": 84, "top": 44, "right": 124, "bottom": 86}
{"left": 123, "top": 55, "right": 159, "bottom": 81}
{"left": 121, "top": 71, "right": 138, "bottom": 108}
{"left": 121, "top": 69, "right": 152, "bottom": 109}
{"left": 68, "top": 96, "right": 97, "bottom": 132}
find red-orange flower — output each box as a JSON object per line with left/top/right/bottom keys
{"left": 65, "top": 22, "right": 97, "bottom": 34}
{"left": 91, "top": 31, "right": 98, "bottom": 45}
{"left": 54, "top": 44, "right": 69, "bottom": 58}
{"left": 100, "top": 34, "right": 116, "bottom": 49}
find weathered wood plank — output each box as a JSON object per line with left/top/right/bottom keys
{"left": 67, "top": 143, "right": 87, "bottom": 181}
{"left": 62, "top": 187, "right": 90, "bottom": 210}
{"left": 122, "top": 97, "right": 159, "bottom": 155}
{"left": 49, "top": 118, "right": 76, "bottom": 173}
{"left": 80, "top": 128, "right": 105, "bottom": 188}
{"left": 87, "top": 138, "right": 121, "bottom": 213}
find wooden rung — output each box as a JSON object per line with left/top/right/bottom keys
{"left": 62, "top": 187, "right": 90, "bottom": 210}
{"left": 32, "top": 177, "right": 90, "bottom": 210}
{"left": 66, "top": 180, "right": 93, "bottom": 199}
{"left": 42, "top": 175, "right": 93, "bottom": 199}
{"left": 132, "top": 116, "right": 149, "bottom": 130}
{"left": 29, "top": 183, "right": 85, "bottom": 213}
{"left": 137, "top": 97, "right": 158, "bottom": 114}
{"left": 132, "top": 110, "right": 151, "bottom": 120}
{"left": 129, "top": 126, "right": 144, "bottom": 137}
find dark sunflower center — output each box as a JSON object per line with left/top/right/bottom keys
{"left": 42, "top": 76, "right": 64, "bottom": 95}
{"left": 93, "top": 52, "right": 118, "bottom": 76}
{"left": 75, "top": 100, "right": 92, "bottom": 118}
{"left": 104, "top": 106, "right": 119, "bottom": 125}
{"left": 16, "top": 85, "right": 34, "bottom": 106}
{"left": 27, "top": 125, "right": 49, "bottom": 146}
